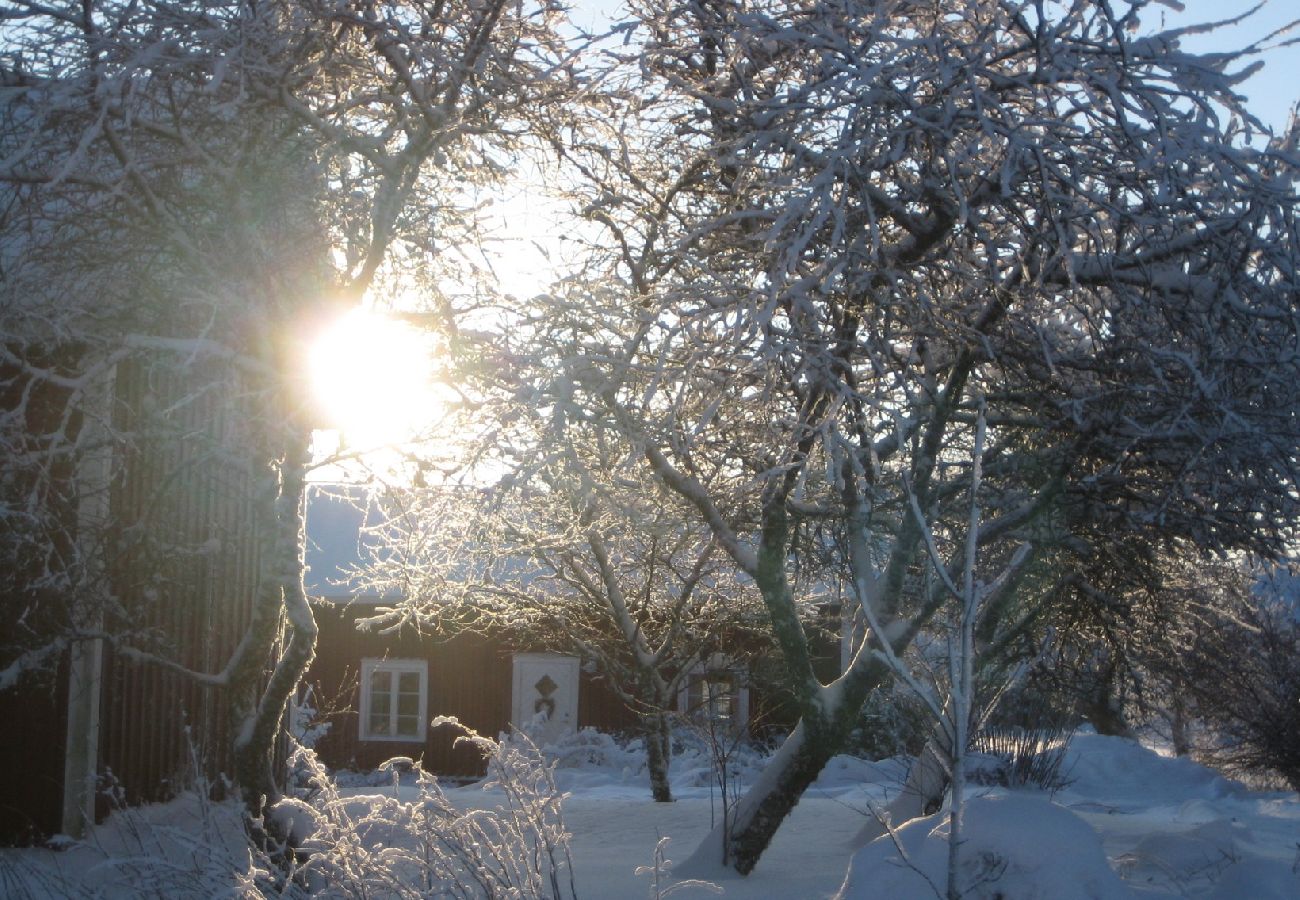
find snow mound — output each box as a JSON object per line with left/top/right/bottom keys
{"left": 1206, "top": 858, "right": 1299, "bottom": 899}
{"left": 1064, "top": 730, "right": 1242, "bottom": 806}
{"left": 1118, "top": 818, "right": 1244, "bottom": 887}
{"left": 836, "top": 792, "right": 1135, "bottom": 899}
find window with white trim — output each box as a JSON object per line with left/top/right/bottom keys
{"left": 678, "top": 657, "right": 750, "bottom": 734}
{"left": 359, "top": 658, "right": 428, "bottom": 742}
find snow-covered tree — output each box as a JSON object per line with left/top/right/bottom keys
{"left": 358, "top": 405, "right": 772, "bottom": 802}
{"left": 509, "top": 0, "right": 1300, "bottom": 874}
{"left": 0, "top": 0, "right": 574, "bottom": 836}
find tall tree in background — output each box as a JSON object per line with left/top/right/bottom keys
{"left": 510, "top": 0, "right": 1300, "bottom": 874}
{"left": 363, "top": 462, "right": 770, "bottom": 802}
{"left": 0, "top": 0, "right": 573, "bottom": 834}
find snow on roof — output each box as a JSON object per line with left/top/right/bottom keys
{"left": 303, "top": 484, "right": 394, "bottom": 601}
{"left": 304, "top": 481, "right": 543, "bottom": 606}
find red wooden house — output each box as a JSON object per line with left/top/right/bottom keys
{"left": 302, "top": 486, "right": 643, "bottom": 775}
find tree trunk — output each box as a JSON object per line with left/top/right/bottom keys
{"left": 230, "top": 434, "right": 318, "bottom": 840}
{"left": 725, "top": 720, "right": 833, "bottom": 873}
{"left": 644, "top": 709, "right": 674, "bottom": 802}
{"left": 659, "top": 710, "right": 673, "bottom": 776}
{"left": 1086, "top": 664, "right": 1134, "bottom": 739}
{"left": 680, "top": 663, "right": 883, "bottom": 876}
{"left": 1170, "top": 696, "right": 1191, "bottom": 757}
{"left": 679, "top": 718, "right": 833, "bottom": 875}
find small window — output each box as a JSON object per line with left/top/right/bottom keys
{"left": 679, "top": 660, "right": 749, "bottom": 734}
{"left": 359, "top": 658, "right": 427, "bottom": 742}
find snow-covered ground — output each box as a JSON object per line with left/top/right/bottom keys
{"left": 3, "top": 728, "right": 1297, "bottom": 898}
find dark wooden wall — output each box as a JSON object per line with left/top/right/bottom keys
{"left": 0, "top": 357, "right": 78, "bottom": 842}
{"left": 308, "top": 603, "right": 639, "bottom": 775}
{"left": 98, "top": 356, "right": 263, "bottom": 806}
{"left": 0, "top": 667, "right": 67, "bottom": 843}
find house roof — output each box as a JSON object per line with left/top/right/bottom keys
{"left": 304, "top": 484, "right": 395, "bottom": 602}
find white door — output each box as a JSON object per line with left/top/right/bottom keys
{"left": 511, "top": 653, "right": 580, "bottom": 745}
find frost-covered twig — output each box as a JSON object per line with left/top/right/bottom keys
{"left": 635, "top": 836, "right": 723, "bottom": 899}
{"left": 265, "top": 723, "right": 579, "bottom": 899}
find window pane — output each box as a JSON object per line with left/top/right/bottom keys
{"left": 688, "top": 677, "right": 703, "bottom": 709}
{"left": 364, "top": 664, "right": 425, "bottom": 739}
{"left": 397, "top": 692, "right": 420, "bottom": 717}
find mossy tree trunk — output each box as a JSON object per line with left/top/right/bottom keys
{"left": 644, "top": 707, "right": 674, "bottom": 803}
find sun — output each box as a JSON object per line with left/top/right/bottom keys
{"left": 307, "top": 307, "right": 443, "bottom": 450}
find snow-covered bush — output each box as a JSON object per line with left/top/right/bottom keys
{"left": 0, "top": 726, "right": 577, "bottom": 899}
{"left": 285, "top": 686, "right": 335, "bottom": 800}
{"left": 259, "top": 724, "right": 577, "bottom": 899}
{"left": 288, "top": 685, "right": 332, "bottom": 751}
{"left": 542, "top": 726, "right": 649, "bottom": 774}
{"left": 667, "top": 725, "right": 770, "bottom": 794}
{"left": 0, "top": 788, "right": 253, "bottom": 899}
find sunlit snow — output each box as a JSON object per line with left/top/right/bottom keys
{"left": 4, "top": 728, "right": 1298, "bottom": 898}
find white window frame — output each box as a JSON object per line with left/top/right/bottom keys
{"left": 677, "top": 656, "right": 750, "bottom": 732}
{"left": 359, "top": 658, "right": 428, "bottom": 742}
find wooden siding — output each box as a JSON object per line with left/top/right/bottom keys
{"left": 308, "top": 603, "right": 639, "bottom": 775}
{"left": 0, "top": 358, "right": 78, "bottom": 842}
{"left": 98, "top": 355, "right": 263, "bottom": 807}
{"left": 0, "top": 666, "right": 67, "bottom": 843}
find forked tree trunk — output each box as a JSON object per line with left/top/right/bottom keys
{"left": 680, "top": 657, "right": 892, "bottom": 875}
{"left": 230, "top": 434, "right": 318, "bottom": 839}
{"left": 645, "top": 417, "right": 950, "bottom": 875}
{"left": 662, "top": 463, "right": 922, "bottom": 876}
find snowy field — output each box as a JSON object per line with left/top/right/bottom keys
{"left": 3, "top": 729, "right": 1298, "bottom": 898}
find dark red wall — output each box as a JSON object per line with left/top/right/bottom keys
{"left": 0, "top": 666, "right": 67, "bottom": 843}
{"left": 98, "top": 357, "right": 261, "bottom": 807}
{"left": 0, "top": 358, "right": 76, "bottom": 842}
{"left": 307, "top": 603, "right": 639, "bottom": 775}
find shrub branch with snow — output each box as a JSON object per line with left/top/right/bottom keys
{"left": 264, "top": 723, "right": 578, "bottom": 899}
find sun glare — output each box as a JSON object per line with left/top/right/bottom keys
{"left": 308, "top": 308, "right": 443, "bottom": 450}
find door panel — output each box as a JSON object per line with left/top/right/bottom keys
{"left": 511, "top": 654, "right": 579, "bottom": 745}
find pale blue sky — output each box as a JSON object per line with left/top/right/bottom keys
{"left": 1164, "top": 1, "right": 1299, "bottom": 132}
